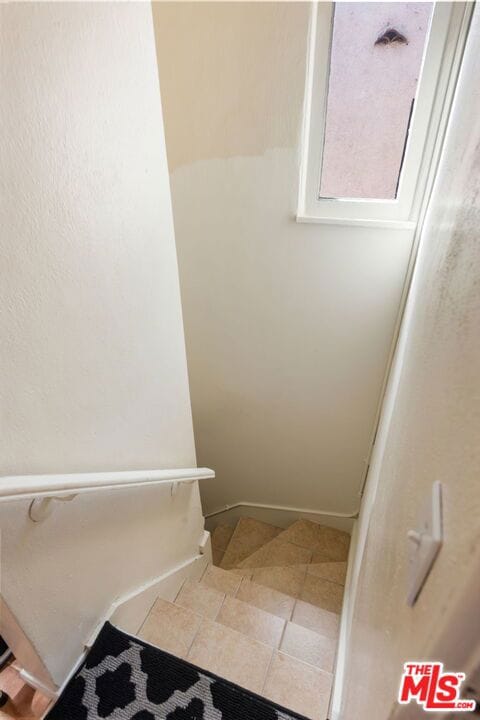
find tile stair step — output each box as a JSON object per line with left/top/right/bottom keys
{"left": 139, "top": 586, "right": 335, "bottom": 712}
{"left": 237, "top": 537, "right": 313, "bottom": 569}
{"left": 175, "top": 578, "right": 225, "bottom": 620}
{"left": 215, "top": 594, "right": 285, "bottom": 649}
{"left": 264, "top": 650, "right": 332, "bottom": 719}
{"left": 137, "top": 512, "right": 352, "bottom": 720}
{"left": 211, "top": 524, "right": 235, "bottom": 552}
{"left": 226, "top": 562, "right": 345, "bottom": 614}
{"left": 305, "top": 560, "right": 347, "bottom": 586}
{"left": 202, "top": 561, "right": 345, "bottom": 613}
{"left": 219, "top": 517, "right": 283, "bottom": 570}
{"left": 234, "top": 520, "right": 350, "bottom": 571}
{"left": 249, "top": 564, "right": 308, "bottom": 597}
{"left": 171, "top": 572, "right": 339, "bottom": 669}
{"left": 232, "top": 574, "right": 341, "bottom": 639}
{"left": 201, "top": 563, "right": 243, "bottom": 597}
{"left": 203, "top": 562, "right": 318, "bottom": 604}
{"left": 281, "top": 620, "right": 336, "bottom": 672}
{"left": 240, "top": 561, "right": 347, "bottom": 587}
{"left": 266, "top": 519, "right": 351, "bottom": 563}
{"left": 235, "top": 575, "right": 296, "bottom": 620}
{"left": 211, "top": 523, "right": 236, "bottom": 566}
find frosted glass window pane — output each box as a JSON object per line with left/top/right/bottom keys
{"left": 319, "top": 2, "right": 433, "bottom": 201}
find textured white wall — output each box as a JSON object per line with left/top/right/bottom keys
{"left": 0, "top": 2, "right": 201, "bottom": 686}
{"left": 341, "top": 9, "right": 480, "bottom": 718}
{"left": 153, "top": 3, "right": 415, "bottom": 518}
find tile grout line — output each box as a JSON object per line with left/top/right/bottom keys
{"left": 137, "top": 593, "right": 161, "bottom": 637}
{"left": 184, "top": 612, "right": 203, "bottom": 660}
{"left": 173, "top": 576, "right": 188, "bottom": 603}
{"left": 260, "top": 643, "right": 277, "bottom": 696}
{"left": 212, "top": 591, "right": 227, "bottom": 623}
{"left": 276, "top": 612, "right": 289, "bottom": 655}
{"left": 199, "top": 562, "right": 209, "bottom": 582}
{"left": 296, "top": 563, "right": 309, "bottom": 607}
{"left": 184, "top": 587, "right": 226, "bottom": 659}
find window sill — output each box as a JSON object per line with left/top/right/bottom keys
{"left": 296, "top": 214, "right": 417, "bottom": 231}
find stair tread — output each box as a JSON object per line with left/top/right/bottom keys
{"left": 143, "top": 592, "right": 336, "bottom": 674}
{"left": 187, "top": 616, "right": 273, "bottom": 695}
{"left": 243, "top": 560, "right": 347, "bottom": 586}
{"left": 211, "top": 524, "right": 235, "bottom": 552}
{"left": 280, "top": 620, "right": 336, "bottom": 672}
{"left": 235, "top": 576, "right": 296, "bottom": 620}
{"left": 305, "top": 560, "right": 347, "bottom": 585}
{"left": 175, "top": 578, "right": 225, "bottom": 619}
{"left": 237, "top": 537, "right": 313, "bottom": 569}
{"left": 216, "top": 594, "right": 286, "bottom": 648}
{"left": 220, "top": 517, "right": 283, "bottom": 570}
{"left": 140, "top": 517, "right": 350, "bottom": 719}
{"left": 147, "top": 589, "right": 336, "bottom": 645}
{"left": 300, "top": 573, "right": 344, "bottom": 614}
{"left": 232, "top": 520, "right": 350, "bottom": 570}
{"left": 201, "top": 564, "right": 242, "bottom": 597}
{"left": 175, "top": 571, "right": 340, "bottom": 645}
{"left": 292, "top": 599, "right": 340, "bottom": 639}
{"left": 138, "top": 596, "right": 202, "bottom": 658}
{"left": 250, "top": 564, "right": 308, "bottom": 597}
{"left": 197, "top": 563, "right": 339, "bottom": 619}
{"left": 139, "top": 552, "right": 340, "bottom": 720}
{"left": 263, "top": 651, "right": 332, "bottom": 719}
{"left": 277, "top": 519, "right": 350, "bottom": 562}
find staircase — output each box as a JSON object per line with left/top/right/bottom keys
{"left": 138, "top": 518, "right": 350, "bottom": 720}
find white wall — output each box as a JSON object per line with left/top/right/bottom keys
{"left": 340, "top": 8, "right": 480, "bottom": 718}
{"left": 153, "top": 3, "right": 415, "bottom": 519}
{"left": 0, "top": 2, "right": 202, "bottom": 687}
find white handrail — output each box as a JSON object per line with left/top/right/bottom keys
{"left": 0, "top": 467, "right": 215, "bottom": 503}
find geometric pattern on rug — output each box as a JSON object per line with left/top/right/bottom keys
{"left": 46, "top": 622, "right": 308, "bottom": 720}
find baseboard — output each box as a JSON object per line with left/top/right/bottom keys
{"left": 109, "top": 553, "right": 208, "bottom": 637}
{"left": 22, "top": 555, "right": 209, "bottom": 707}
{"left": 204, "top": 502, "right": 356, "bottom": 534}
{"left": 329, "top": 519, "right": 359, "bottom": 720}
{"left": 54, "top": 537, "right": 212, "bottom": 705}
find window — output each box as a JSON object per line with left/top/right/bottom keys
{"left": 320, "top": 3, "right": 433, "bottom": 201}
{"left": 298, "top": 2, "right": 471, "bottom": 227}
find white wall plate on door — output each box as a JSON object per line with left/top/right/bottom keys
{"left": 407, "top": 481, "right": 443, "bottom": 606}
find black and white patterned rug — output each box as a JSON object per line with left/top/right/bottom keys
{"left": 46, "top": 622, "right": 308, "bottom": 720}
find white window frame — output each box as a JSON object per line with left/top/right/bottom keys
{"left": 297, "top": 1, "right": 472, "bottom": 230}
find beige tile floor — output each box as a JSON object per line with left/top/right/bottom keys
{"left": 211, "top": 525, "right": 234, "bottom": 566}
{"left": 138, "top": 518, "right": 350, "bottom": 719}
{"left": 216, "top": 596, "right": 285, "bottom": 648}
{"left": 139, "top": 562, "right": 344, "bottom": 719}
{"left": 251, "top": 565, "right": 308, "bottom": 597}
{"left": 263, "top": 652, "right": 332, "bottom": 719}
{"left": 292, "top": 599, "right": 340, "bottom": 640}
{"left": 300, "top": 574, "right": 344, "bottom": 614}
{"left": 202, "top": 563, "right": 242, "bottom": 597}
{"left": 220, "top": 518, "right": 283, "bottom": 570}
{"left": 238, "top": 539, "right": 313, "bottom": 569}
{"left": 188, "top": 619, "right": 272, "bottom": 694}
{"left": 236, "top": 576, "right": 295, "bottom": 620}
{"left": 175, "top": 578, "right": 225, "bottom": 620}
{"left": 281, "top": 621, "right": 336, "bottom": 671}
